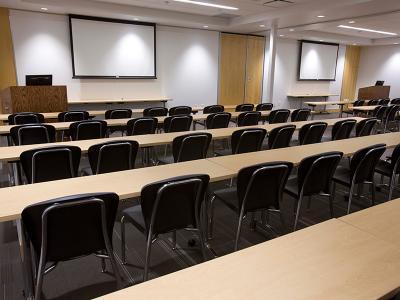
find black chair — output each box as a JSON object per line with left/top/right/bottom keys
{"left": 355, "top": 118, "right": 378, "bottom": 137}
{"left": 284, "top": 151, "right": 343, "bottom": 230}
{"left": 372, "top": 106, "right": 388, "bottom": 132}
{"left": 267, "top": 125, "right": 296, "bottom": 149}
{"left": 383, "top": 105, "right": 400, "bottom": 132}
{"left": 256, "top": 103, "right": 273, "bottom": 111}
{"left": 379, "top": 98, "right": 390, "bottom": 106}
{"left": 163, "top": 115, "right": 192, "bottom": 133}
{"left": 203, "top": 105, "right": 224, "bottom": 114}
{"left": 291, "top": 109, "right": 311, "bottom": 122}
{"left": 143, "top": 107, "right": 168, "bottom": 117}
{"left": 268, "top": 109, "right": 290, "bottom": 124}
{"left": 120, "top": 174, "right": 210, "bottom": 281}
{"left": 169, "top": 106, "right": 192, "bottom": 116}
{"left": 209, "top": 162, "right": 293, "bottom": 250}
{"left": 375, "top": 144, "right": 400, "bottom": 201}
{"left": 10, "top": 124, "right": 56, "bottom": 145}
{"left": 332, "top": 144, "right": 386, "bottom": 214}
{"left": 215, "top": 128, "right": 267, "bottom": 156}
{"left": 69, "top": 120, "right": 108, "bottom": 140}
{"left": 160, "top": 133, "right": 212, "bottom": 164}
{"left": 126, "top": 117, "right": 158, "bottom": 135}
{"left": 205, "top": 113, "right": 231, "bottom": 129}
{"left": 298, "top": 122, "right": 327, "bottom": 145}
{"left": 58, "top": 111, "right": 89, "bottom": 122}
{"left": 8, "top": 112, "right": 44, "bottom": 125}
{"left": 105, "top": 109, "right": 132, "bottom": 119}
{"left": 331, "top": 119, "right": 356, "bottom": 141}
{"left": 368, "top": 99, "right": 380, "bottom": 106}
{"left": 88, "top": 140, "right": 139, "bottom": 174}
{"left": 237, "top": 112, "right": 261, "bottom": 126}
{"left": 21, "top": 192, "right": 122, "bottom": 300}
{"left": 235, "top": 104, "right": 254, "bottom": 112}
{"left": 20, "top": 146, "right": 81, "bottom": 183}
{"left": 343, "top": 100, "right": 364, "bottom": 116}
{"left": 391, "top": 98, "right": 400, "bottom": 105}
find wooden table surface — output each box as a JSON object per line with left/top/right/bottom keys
{"left": 68, "top": 98, "right": 171, "bottom": 104}
{"left": 304, "top": 101, "right": 355, "bottom": 106}
{"left": 351, "top": 105, "right": 378, "bottom": 112}
{"left": 0, "top": 117, "right": 363, "bottom": 162}
{"left": 95, "top": 219, "right": 400, "bottom": 300}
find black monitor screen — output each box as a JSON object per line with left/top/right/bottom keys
{"left": 26, "top": 75, "right": 52, "bottom": 86}
{"left": 375, "top": 80, "right": 384, "bottom": 86}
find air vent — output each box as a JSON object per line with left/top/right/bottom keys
{"left": 263, "top": 0, "right": 294, "bottom": 8}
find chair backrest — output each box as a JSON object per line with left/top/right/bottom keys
{"left": 267, "top": 125, "right": 296, "bottom": 149}
{"left": 105, "top": 109, "right": 132, "bottom": 119}
{"left": 21, "top": 192, "right": 119, "bottom": 262}
{"left": 143, "top": 107, "right": 168, "bottom": 117}
{"left": 291, "top": 109, "right": 311, "bottom": 122}
{"left": 331, "top": 119, "right": 356, "bottom": 141}
{"left": 385, "top": 105, "right": 400, "bottom": 122}
{"left": 20, "top": 146, "right": 81, "bottom": 183}
{"left": 88, "top": 140, "right": 139, "bottom": 174}
{"left": 8, "top": 112, "right": 44, "bottom": 125}
{"left": 58, "top": 111, "right": 89, "bottom": 122}
{"left": 297, "top": 151, "right": 343, "bottom": 196}
{"left": 126, "top": 117, "right": 158, "bottom": 135}
{"left": 231, "top": 128, "right": 267, "bottom": 154}
{"left": 353, "top": 100, "right": 365, "bottom": 107}
{"left": 237, "top": 112, "right": 261, "bottom": 126}
{"left": 69, "top": 120, "right": 108, "bottom": 140}
{"left": 372, "top": 105, "right": 388, "bottom": 121}
{"left": 256, "top": 103, "right": 273, "bottom": 111}
{"left": 235, "top": 104, "right": 254, "bottom": 112}
{"left": 379, "top": 98, "right": 390, "bottom": 106}
{"left": 169, "top": 106, "right": 192, "bottom": 116}
{"left": 298, "top": 122, "right": 327, "bottom": 145}
{"left": 237, "top": 162, "right": 293, "bottom": 214}
{"left": 163, "top": 115, "right": 192, "bottom": 133}
{"left": 350, "top": 144, "right": 386, "bottom": 184}
{"left": 10, "top": 124, "right": 56, "bottom": 146}
{"left": 203, "top": 105, "right": 224, "bottom": 114}
{"left": 390, "top": 144, "right": 400, "bottom": 174}
{"left": 391, "top": 98, "right": 400, "bottom": 105}
{"left": 140, "top": 174, "right": 210, "bottom": 235}
{"left": 368, "top": 99, "right": 379, "bottom": 106}
{"left": 355, "top": 118, "right": 377, "bottom": 137}
{"left": 172, "top": 133, "right": 212, "bottom": 162}
{"left": 268, "top": 109, "right": 290, "bottom": 124}
{"left": 205, "top": 112, "right": 231, "bottom": 129}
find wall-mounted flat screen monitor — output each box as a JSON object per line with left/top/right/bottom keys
{"left": 26, "top": 75, "right": 53, "bottom": 86}
{"left": 298, "top": 40, "right": 339, "bottom": 81}
{"left": 69, "top": 15, "right": 156, "bottom": 79}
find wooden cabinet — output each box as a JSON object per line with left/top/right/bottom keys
{"left": 218, "top": 33, "right": 265, "bottom": 106}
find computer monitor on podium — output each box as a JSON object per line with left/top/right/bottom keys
{"left": 375, "top": 80, "right": 384, "bottom": 86}
{"left": 26, "top": 75, "right": 53, "bottom": 86}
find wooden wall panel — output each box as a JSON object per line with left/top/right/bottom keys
{"left": 245, "top": 36, "right": 265, "bottom": 104}
{"left": 340, "top": 45, "right": 360, "bottom": 102}
{"left": 0, "top": 8, "right": 16, "bottom": 91}
{"left": 218, "top": 33, "right": 247, "bottom": 106}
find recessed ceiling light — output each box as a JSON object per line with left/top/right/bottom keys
{"left": 133, "top": 18, "right": 139, "bottom": 21}
{"left": 259, "top": 25, "right": 265, "bottom": 28}
{"left": 40, "top": 7, "right": 48, "bottom": 11}
{"left": 317, "top": 15, "right": 325, "bottom": 18}
{"left": 348, "top": 20, "right": 355, "bottom": 24}
{"left": 319, "top": 40, "right": 324, "bottom": 42}
{"left": 173, "top": 0, "right": 238, "bottom": 10}
{"left": 203, "top": 25, "right": 209, "bottom": 28}
{"left": 289, "top": 29, "right": 294, "bottom": 32}
{"left": 338, "top": 25, "right": 397, "bottom": 36}
{"left": 395, "top": 43, "right": 399, "bottom": 45}
{"left": 280, "top": 34, "right": 285, "bottom": 37}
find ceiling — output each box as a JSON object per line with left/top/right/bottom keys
{"left": 2, "top": 0, "right": 400, "bottom": 45}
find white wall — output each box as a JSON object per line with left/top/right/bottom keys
{"left": 9, "top": 10, "right": 219, "bottom": 108}
{"left": 263, "top": 38, "right": 345, "bottom": 109}
{"left": 357, "top": 45, "right": 400, "bottom": 98}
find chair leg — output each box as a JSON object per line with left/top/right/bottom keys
{"left": 207, "top": 196, "right": 216, "bottom": 240}
{"left": 101, "top": 251, "right": 106, "bottom": 273}
{"left": 234, "top": 215, "right": 244, "bottom": 252}
{"left": 143, "top": 236, "right": 153, "bottom": 281}
{"left": 293, "top": 195, "right": 304, "bottom": 231}
{"left": 121, "top": 216, "right": 127, "bottom": 265}
{"left": 347, "top": 184, "right": 355, "bottom": 215}
{"left": 34, "top": 250, "right": 47, "bottom": 300}
{"left": 103, "top": 244, "right": 123, "bottom": 289}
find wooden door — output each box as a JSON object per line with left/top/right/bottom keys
{"left": 245, "top": 36, "right": 265, "bottom": 104}
{"left": 218, "top": 33, "right": 247, "bottom": 106}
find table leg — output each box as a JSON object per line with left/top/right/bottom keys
{"left": 339, "top": 104, "right": 344, "bottom": 118}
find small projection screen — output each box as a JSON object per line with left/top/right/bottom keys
{"left": 69, "top": 15, "right": 156, "bottom": 79}
{"left": 298, "top": 40, "right": 339, "bottom": 81}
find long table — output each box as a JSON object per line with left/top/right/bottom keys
{"left": 95, "top": 219, "right": 400, "bottom": 300}
{"left": 304, "top": 101, "right": 355, "bottom": 117}
{"left": 68, "top": 98, "right": 171, "bottom": 107}
{"left": 0, "top": 117, "right": 364, "bottom": 162}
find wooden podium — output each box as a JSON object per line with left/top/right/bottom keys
{"left": 358, "top": 85, "right": 390, "bottom": 100}
{"left": 0, "top": 86, "right": 68, "bottom": 114}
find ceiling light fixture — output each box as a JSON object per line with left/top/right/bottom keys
{"left": 338, "top": 25, "right": 397, "bottom": 36}
{"left": 348, "top": 20, "right": 355, "bottom": 24}
{"left": 203, "top": 25, "right": 209, "bottom": 28}
{"left": 173, "top": 0, "right": 238, "bottom": 10}
{"left": 394, "top": 43, "right": 399, "bottom": 45}
{"left": 319, "top": 40, "right": 324, "bottom": 42}
{"left": 280, "top": 34, "right": 285, "bottom": 37}
{"left": 40, "top": 7, "right": 48, "bottom": 11}
{"left": 133, "top": 18, "right": 139, "bottom": 21}
{"left": 259, "top": 25, "right": 265, "bottom": 28}
{"left": 317, "top": 15, "right": 325, "bottom": 18}
{"left": 289, "top": 29, "right": 294, "bottom": 32}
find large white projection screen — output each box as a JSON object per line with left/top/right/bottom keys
{"left": 69, "top": 16, "right": 156, "bottom": 78}
{"left": 298, "top": 41, "right": 339, "bottom": 81}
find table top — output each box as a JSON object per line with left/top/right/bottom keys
{"left": 0, "top": 117, "right": 364, "bottom": 162}
{"left": 95, "top": 219, "right": 400, "bottom": 300}
{"left": 351, "top": 105, "right": 378, "bottom": 112}
{"left": 288, "top": 93, "right": 339, "bottom": 98}
{"left": 68, "top": 98, "right": 171, "bottom": 104}
{"left": 305, "top": 101, "right": 355, "bottom": 106}
{"left": 340, "top": 199, "right": 400, "bottom": 249}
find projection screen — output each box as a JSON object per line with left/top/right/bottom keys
{"left": 298, "top": 41, "right": 339, "bottom": 81}
{"left": 69, "top": 15, "right": 156, "bottom": 79}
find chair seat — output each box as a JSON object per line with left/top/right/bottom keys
{"left": 284, "top": 177, "right": 299, "bottom": 198}
{"left": 332, "top": 165, "right": 352, "bottom": 186}
{"left": 213, "top": 187, "right": 239, "bottom": 212}
{"left": 375, "top": 160, "right": 393, "bottom": 177}
{"left": 122, "top": 205, "right": 146, "bottom": 234}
